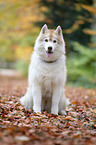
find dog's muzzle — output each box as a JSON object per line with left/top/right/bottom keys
{"left": 46, "top": 46, "right": 53, "bottom": 57}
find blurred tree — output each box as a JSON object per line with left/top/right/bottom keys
{"left": 0, "top": 0, "right": 43, "bottom": 64}
{"left": 38, "top": 0, "right": 94, "bottom": 49}
{"left": 67, "top": 42, "right": 96, "bottom": 88}
{"left": 90, "top": 0, "right": 96, "bottom": 48}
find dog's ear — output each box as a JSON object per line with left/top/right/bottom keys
{"left": 55, "top": 26, "right": 62, "bottom": 36}
{"left": 41, "top": 24, "right": 48, "bottom": 34}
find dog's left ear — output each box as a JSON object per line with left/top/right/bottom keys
{"left": 41, "top": 24, "right": 48, "bottom": 34}
{"left": 55, "top": 26, "right": 63, "bottom": 36}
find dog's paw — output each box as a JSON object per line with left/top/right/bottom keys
{"left": 59, "top": 110, "right": 67, "bottom": 115}
{"left": 33, "top": 110, "right": 41, "bottom": 114}
{"left": 20, "top": 95, "right": 33, "bottom": 109}
{"left": 64, "top": 98, "right": 71, "bottom": 108}
{"left": 51, "top": 107, "right": 58, "bottom": 115}
{"left": 33, "top": 106, "right": 41, "bottom": 114}
{"left": 20, "top": 96, "right": 25, "bottom": 106}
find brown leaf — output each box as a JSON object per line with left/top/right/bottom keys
{"left": 15, "top": 136, "right": 30, "bottom": 141}
{"left": 65, "top": 116, "right": 74, "bottom": 121}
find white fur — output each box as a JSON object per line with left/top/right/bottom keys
{"left": 20, "top": 24, "right": 70, "bottom": 115}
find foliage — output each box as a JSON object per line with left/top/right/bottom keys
{"left": 0, "top": 42, "right": 16, "bottom": 62}
{"left": 0, "top": 0, "right": 41, "bottom": 63}
{"left": 38, "top": 0, "right": 95, "bottom": 48}
{"left": 0, "top": 75, "right": 96, "bottom": 145}
{"left": 67, "top": 42, "right": 96, "bottom": 88}
{"left": 15, "top": 60, "right": 29, "bottom": 76}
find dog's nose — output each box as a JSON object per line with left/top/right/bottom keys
{"left": 48, "top": 46, "right": 52, "bottom": 51}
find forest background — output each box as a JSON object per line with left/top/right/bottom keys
{"left": 0, "top": 0, "right": 96, "bottom": 88}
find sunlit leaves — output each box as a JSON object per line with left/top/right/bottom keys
{"left": 15, "top": 46, "right": 33, "bottom": 62}
{"left": 81, "top": 4, "right": 96, "bottom": 15}
{"left": 83, "top": 29, "right": 96, "bottom": 35}
{"left": 0, "top": 0, "right": 42, "bottom": 63}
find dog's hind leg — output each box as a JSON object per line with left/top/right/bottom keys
{"left": 20, "top": 87, "right": 33, "bottom": 109}
{"left": 59, "top": 90, "right": 70, "bottom": 115}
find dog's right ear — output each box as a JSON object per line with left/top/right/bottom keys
{"left": 40, "top": 24, "right": 48, "bottom": 34}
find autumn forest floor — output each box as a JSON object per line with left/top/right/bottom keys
{"left": 0, "top": 75, "right": 96, "bottom": 145}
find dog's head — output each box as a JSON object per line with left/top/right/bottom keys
{"left": 34, "top": 24, "right": 65, "bottom": 62}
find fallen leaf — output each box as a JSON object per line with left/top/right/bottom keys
{"left": 65, "top": 116, "right": 73, "bottom": 121}
{"left": 73, "top": 131, "right": 82, "bottom": 139}
{"left": 15, "top": 135, "right": 30, "bottom": 141}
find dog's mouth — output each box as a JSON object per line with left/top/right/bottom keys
{"left": 46, "top": 50, "right": 53, "bottom": 57}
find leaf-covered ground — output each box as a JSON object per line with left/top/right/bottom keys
{"left": 0, "top": 75, "right": 96, "bottom": 145}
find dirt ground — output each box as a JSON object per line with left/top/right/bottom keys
{"left": 0, "top": 75, "right": 96, "bottom": 145}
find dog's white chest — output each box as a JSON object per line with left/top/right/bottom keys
{"left": 29, "top": 52, "right": 65, "bottom": 89}
{"left": 38, "top": 62, "right": 62, "bottom": 85}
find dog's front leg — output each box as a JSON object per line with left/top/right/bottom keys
{"left": 32, "top": 83, "right": 42, "bottom": 113}
{"left": 51, "top": 86, "right": 61, "bottom": 115}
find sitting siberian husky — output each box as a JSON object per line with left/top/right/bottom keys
{"left": 20, "top": 24, "right": 70, "bottom": 115}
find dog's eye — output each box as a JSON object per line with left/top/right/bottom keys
{"left": 53, "top": 40, "right": 57, "bottom": 43}
{"left": 44, "top": 39, "right": 48, "bottom": 42}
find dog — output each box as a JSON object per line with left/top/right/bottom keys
{"left": 20, "top": 24, "right": 70, "bottom": 115}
